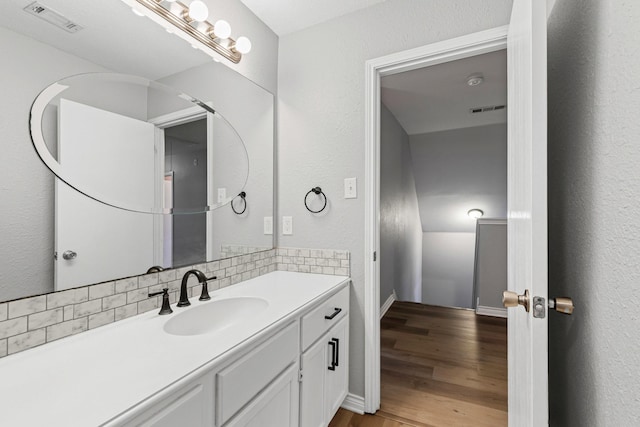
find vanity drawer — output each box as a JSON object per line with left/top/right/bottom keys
{"left": 301, "top": 285, "right": 349, "bottom": 351}
{"left": 216, "top": 321, "right": 299, "bottom": 426}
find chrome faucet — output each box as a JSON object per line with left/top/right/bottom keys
{"left": 177, "top": 269, "right": 215, "bottom": 307}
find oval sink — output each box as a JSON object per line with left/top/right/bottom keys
{"left": 164, "top": 297, "right": 269, "bottom": 336}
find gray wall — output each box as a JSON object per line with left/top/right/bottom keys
{"left": 422, "top": 232, "right": 476, "bottom": 308}
{"left": 548, "top": 0, "right": 640, "bottom": 425}
{"left": 379, "top": 105, "right": 422, "bottom": 305}
{"left": 277, "top": 0, "right": 513, "bottom": 397}
{"left": 473, "top": 220, "right": 507, "bottom": 310}
{"left": 409, "top": 124, "right": 508, "bottom": 233}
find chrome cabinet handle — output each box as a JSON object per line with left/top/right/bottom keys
{"left": 62, "top": 250, "right": 77, "bottom": 260}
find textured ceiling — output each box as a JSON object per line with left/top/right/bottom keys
{"left": 381, "top": 49, "right": 507, "bottom": 135}
{"left": 240, "top": 0, "right": 386, "bottom": 35}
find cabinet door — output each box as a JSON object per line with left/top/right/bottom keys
{"left": 226, "top": 363, "right": 299, "bottom": 427}
{"left": 300, "top": 334, "right": 327, "bottom": 427}
{"left": 324, "top": 316, "right": 349, "bottom": 422}
{"left": 124, "top": 371, "right": 215, "bottom": 427}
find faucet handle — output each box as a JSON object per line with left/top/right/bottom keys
{"left": 199, "top": 276, "right": 216, "bottom": 301}
{"left": 148, "top": 288, "right": 173, "bottom": 315}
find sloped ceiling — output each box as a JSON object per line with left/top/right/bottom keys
{"left": 382, "top": 51, "right": 508, "bottom": 233}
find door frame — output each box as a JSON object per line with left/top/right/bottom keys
{"left": 363, "top": 26, "right": 509, "bottom": 413}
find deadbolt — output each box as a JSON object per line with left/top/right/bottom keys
{"left": 549, "top": 297, "right": 574, "bottom": 315}
{"left": 502, "top": 289, "right": 530, "bottom": 312}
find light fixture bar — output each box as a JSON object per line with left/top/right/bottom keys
{"left": 133, "top": 0, "right": 242, "bottom": 63}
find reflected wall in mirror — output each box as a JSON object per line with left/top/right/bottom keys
{"left": 0, "top": 0, "right": 274, "bottom": 302}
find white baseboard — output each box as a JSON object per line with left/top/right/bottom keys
{"left": 341, "top": 393, "right": 365, "bottom": 414}
{"left": 380, "top": 290, "right": 397, "bottom": 319}
{"left": 476, "top": 305, "right": 507, "bottom": 318}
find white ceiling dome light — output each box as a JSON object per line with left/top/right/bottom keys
{"left": 467, "top": 209, "right": 484, "bottom": 219}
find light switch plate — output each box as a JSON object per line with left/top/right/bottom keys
{"left": 344, "top": 177, "right": 357, "bottom": 199}
{"left": 264, "top": 216, "right": 273, "bottom": 235}
{"left": 282, "top": 216, "right": 293, "bottom": 235}
{"left": 217, "top": 188, "right": 226, "bottom": 203}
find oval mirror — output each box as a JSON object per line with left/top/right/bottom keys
{"left": 30, "top": 72, "right": 249, "bottom": 214}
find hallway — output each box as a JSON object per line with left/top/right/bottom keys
{"left": 329, "top": 302, "right": 507, "bottom": 426}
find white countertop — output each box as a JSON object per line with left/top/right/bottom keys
{"left": 0, "top": 271, "right": 349, "bottom": 427}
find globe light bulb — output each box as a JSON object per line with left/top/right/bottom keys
{"left": 213, "top": 20, "right": 231, "bottom": 39}
{"left": 235, "top": 36, "right": 252, "bottom": 54}
{"left": 188, "top": 1, "right": 209, "bottom": 22}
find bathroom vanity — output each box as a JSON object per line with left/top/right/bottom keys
{"left": 0, "top": 271, "right": 350, "bottom": 427}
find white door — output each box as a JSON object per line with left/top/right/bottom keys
{"left": 55, "top": 99, "right": 155, "bottom": 290}
{"left": 506, "top": 0, "right": 548, "bottom": 425}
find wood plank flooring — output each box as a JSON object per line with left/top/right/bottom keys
{"left": 329, "top": 302, "right": 507, "bottom": 427}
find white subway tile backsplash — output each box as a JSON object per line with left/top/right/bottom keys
{"left": 47, "top": 318, "right": 87, "bottom": 341}
{"left": 158, "top": 269, "right": 177, "bottom": 283}
{"left": 103, "top": 294, "right": 127, "bottom": 310}
{"left": 114, "top": 304, "right": 137, "bottom": 322}
{"left": 88, "top": 282, "right": 115, "bottom": 300}
{"left": 138, "top": 273, "right": 159, "bottom": 288}
{"left": 0, "top": 317, "right": 27, "bottom": 339}
{"left": 335, "top": 267, "right": 348, "bottom": 276}
{"left": 0, "top": 339, "right": 6, "bottom": 357}
{"left": 126, "top": 289, "right": 149, "bottom": 304}
{"left": 47, "top": 288, "right": 87, "bottom": 309}
{"left": 138, "top": 297, "right": 159, "bottom": 314}
{"left": 8, "top": 296, "right": 46, "bottom": 319}
{"left": 8, "top": 329, "right": 46, "bottom": 354}
{"left": 89, "top": 310, "right": 115, "bottom": 330}
{"left": 28, "top": 308, "right": 63, "bottom": 330}
{"left": 63, "top": 306, "right": 74, "bottom": 321}
{"left": 0, "top": 303, "right": 7, "bottom": 321}
{"left": 115, "top": 277, "right": 138, "bottom": 294}
{"left": 74, "top": 300, "right": 102, "bottom": 318}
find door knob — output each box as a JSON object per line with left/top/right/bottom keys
{"left": 502, "top": 289, "right": 530, "bottom": 312}
{"left": 62, "top": 250, "right": 77, "bottom": 260}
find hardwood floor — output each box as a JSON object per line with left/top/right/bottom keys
{"left": 329, "top": 302, "right": 507, "bottom": 427}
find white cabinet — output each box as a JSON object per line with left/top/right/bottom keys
{"left": 300, "top": 288, "right": 350, "bottom": 427}
{"left": 226, "top": 363, "right": 299, "bottom": 427}
{"left": 117, "top": 281, "right": 350, "bottom": 427}
{"left": 123, "top": 371, "right": 215, "bottom": 427}
{"left": 217, "top": 322, "right": 299, "bottom": 426}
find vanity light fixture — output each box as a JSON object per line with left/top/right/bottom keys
{"left": 125, "top": 0, "right": 251, "bottom": 63}
{"left": 467, "top": 209, "right": 484, "bottom": 219}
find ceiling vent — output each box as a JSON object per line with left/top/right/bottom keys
{"left": 470, "top": 105, "right": 506, "bottom": 114}
{"left": 23, "top": 1, "right": 84, "bottom": 33}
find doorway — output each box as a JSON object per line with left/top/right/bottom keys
{"left": 164, "top": 118, "right": 208, "bottom": 266}
{"left": 363, "top": 26, "right": 512, "bottom": 416}
{"left": 374, "top": 44, "right": 508, "bottom": 425}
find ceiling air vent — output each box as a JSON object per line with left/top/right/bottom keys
{"left": 470, "top": 105, "right": 506, "bottom": 114}
{"left": 23, "top": 1, "right": 84, "bottom": 33}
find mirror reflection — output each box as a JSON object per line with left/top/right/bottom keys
{"left": 32, "top": 72, "right": 249, "bottom": 214}
{"left": 0, "top": 0, "right": 273, "bottom": 301}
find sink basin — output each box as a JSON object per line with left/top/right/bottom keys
{"left": 164, "top": 297, "right": 269, "bottom": 336}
